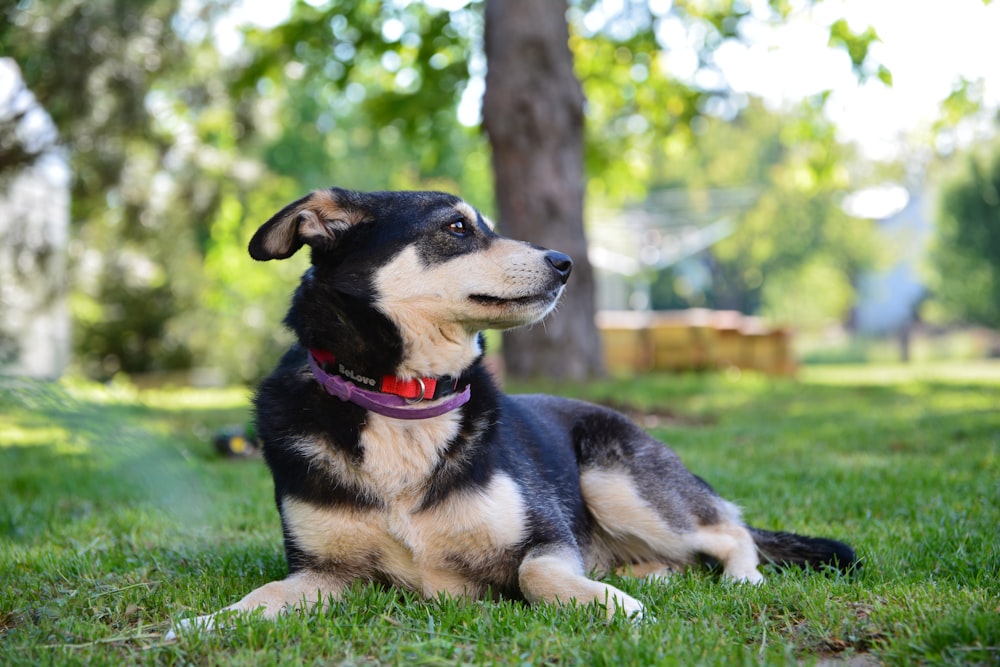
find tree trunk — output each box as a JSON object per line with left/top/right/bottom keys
{"left": 482, "top": 0, "right": 604, "bottom": 381}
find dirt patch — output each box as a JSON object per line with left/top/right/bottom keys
{"left": 0, "top": 610, "right": 23, "bottom": 633}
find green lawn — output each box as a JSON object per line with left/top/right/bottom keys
{"left": 1, "top": 363, "right": 998, "bottom": 666}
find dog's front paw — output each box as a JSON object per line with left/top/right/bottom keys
{"left": 164, "top": 613, "right": 219, "bottom": 641}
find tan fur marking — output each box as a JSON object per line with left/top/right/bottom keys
{"left": 420, "top": 568, "right": 477, "bottom": 599}
{"left": 260, "top": 189, "right": 366, "bottom": 257}
{"left": 409, "top": 473, "right": 527, "bottom": 559}
{"left": 262, "top": 215, "right": 300, "bottom": 257}
{"left": 580, "top": 468, "right": 690, "bottom": 563}
{"left": 374, "top": 247, "right": 484, "bottom": 376}
{"left": 452, "top": 201, "right": 481, "bottom": 227}
{"left": 281, "top": 497, "right": 414, "bottom": 573}
{"left": 294, "top": 209, "right": 336, "bottom": 241}
{"left": 519, "top": 548, "right": 644, "bottom": 621}
{"left": 308, "top": 189, "right": 353, "bottom": 224}
{"left": 582, "top": 468, "right": 762, "bottom": 583}
{"left": 282, "top": 471, "right": 527, "bottom": 600}
{"left": 296, "top": 190, "right": 365, "bottom": 239}
{"left": 374, "top": 242, "right": 561, "bottom": 376}
{"left": 223, "top": 570, "right": 344, "bottom": 618}
{"left": 358, "top": 411, "right": 461, "bottom": 497}
{"left": 286, "top": 412, "right": 462, "bottom": 504}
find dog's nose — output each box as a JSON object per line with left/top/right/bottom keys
{"left": 545, "top": 251, "right": 573, "bottom": 284}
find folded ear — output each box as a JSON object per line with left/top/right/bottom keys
{"left": 248, "top": 189, "right": 364, "bottom": 261}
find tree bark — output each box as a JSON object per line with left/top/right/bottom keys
{"left": 482, "top": 0, "right": 604, "bottom": 381}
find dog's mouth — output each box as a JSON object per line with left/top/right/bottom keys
{"left": 468, "top": 288, "right": 561, "bottom": 308}
{"left": 466, "top": 287, "right": 564, "bottom": 328}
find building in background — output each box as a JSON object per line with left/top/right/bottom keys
{"left": 588, "top": 187, "right": 753, "bottom": 312}
{"left": 0, "top": 58, "right": 70, "bottom": 379}
{"left": 848, "top": 185, "right": 931, "bottom": 358}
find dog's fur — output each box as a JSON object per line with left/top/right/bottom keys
{"left": 172, "top": 187, "right": 855, "bottom": 633}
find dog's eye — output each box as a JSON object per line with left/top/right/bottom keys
{"left": 446, "top": 219, "right": 471, "bottom": 237}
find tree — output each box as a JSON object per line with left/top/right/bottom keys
{"left": 2, "top": 0, "right": 889, "bottom": 383}
{"left": 931, "top": 142, "right": 1000, "bottom": 327}
{"left": 3, "top": 0, "right": 491, "bottom": 382}
{"left": 481, "top": 0, "right": 885, "bottom": 377}
{"left": 658, "top": 99, "right": 877, "bottom": 326}
{"left": 1, "top": 0, "right": 203, "bottom": 378}
{"left": 482, "top": 0, "right": 603, "bottom": 380}
{"left": 234, "top": 0, "right": 486, "bottom": 197}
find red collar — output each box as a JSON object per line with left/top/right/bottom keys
{"left": 308, "top": 349, "right": 459, "bottom": 402}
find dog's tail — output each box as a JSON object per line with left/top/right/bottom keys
{"left": 750, "top": 527, "right": 858, "bottom": 573}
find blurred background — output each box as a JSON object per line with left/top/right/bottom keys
{"left": 2, "top": 0, "right": 999, "bottom": 386}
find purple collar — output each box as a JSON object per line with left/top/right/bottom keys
{"left": 308, "top": 352, "right": 471, "bottom": 420}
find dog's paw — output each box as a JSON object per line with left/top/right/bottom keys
{"left": 164, "top": 613, "right": 218, "bottom": 641}
{"left": 607, "top": 593, "right": 646, "bottom": 623}
{"left": 725, "top": 568, "right": 764, "bottom": 585}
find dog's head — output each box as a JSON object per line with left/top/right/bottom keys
{"left": 249, "top": 188, "right": 572, "bottom": 376}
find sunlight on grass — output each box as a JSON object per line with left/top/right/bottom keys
{"left": 57, "top": 376, "right": 254, "bottom": 412}
{"left": 1, "top": 367, "right": 998, "bottom": 666}
{"left": 803, "top": 359, "right": 1000, "bottom": 385}
{"left": 138, "top": 386, "right": 253, "bottom": 411}
{"left": 0, "top": 424, "right": 77, "bottom": 451}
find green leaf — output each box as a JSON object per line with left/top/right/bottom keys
{"left": 877, "top": 64, "right": 893, "bottom": 86}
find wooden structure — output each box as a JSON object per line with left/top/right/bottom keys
{"left": 596, "top": 309, "right": 796, "bottom": 376}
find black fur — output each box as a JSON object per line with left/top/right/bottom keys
{"left": 751, "top": 528, "right": 859, "bottom": 572}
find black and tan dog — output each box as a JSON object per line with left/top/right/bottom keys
{"left": 171, "top": 188, "right": 855, "bottom": 634}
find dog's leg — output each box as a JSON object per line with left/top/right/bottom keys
{"left": 518, "top": 546, "right": 644, "bottom": 621}
{"left": 581, "top": 467, "right": 764, "bottom": 584}
{"left": 689, "top": 522, "right": 764, "bottom": 584}
{"left": 166, "top": 570, "right": 345, "bottom": 639}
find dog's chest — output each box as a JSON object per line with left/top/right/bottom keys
{"left": 282, "top": 414, "right": 527, "bottom": 596}
{"left": 353, "top": 413, "right": 459, "bottom": 497}
{"left": 281, "top": 471, "right": 527, "bottom": 596}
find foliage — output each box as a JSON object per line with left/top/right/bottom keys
{"left": 827, "top": 18, "right": 891, "bottom": 86}
{"left": 930, "top": 140, "right": 1000, "bottom": 327}
{"left": 566, "top": 3, "right": 883, "bottom": 325}
{"left": 3, "top": 0, "right": 491, "bottom": 383}
{"left": 716, "top": 105, "right": 878, "bottom": 322}
{"left": 634, "top": 99, "right": 880, "bottom": 323}
{"left": 2, "top": 364, "right": 999, "bottom": 664}
{"left": 0, "top": 60, "right": 56, "bottom": 180}
{"left": 234, "top": 0, "right": 491, "bottom": 201}
{"left": 3, "top": 0, "right": 197, "bottom": 378}
{"left": 2, "top": 0, "right": 889, "bottom": 381}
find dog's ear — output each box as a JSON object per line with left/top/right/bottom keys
{"left": 249, "top": 189, "right": 364, "bottom": 261}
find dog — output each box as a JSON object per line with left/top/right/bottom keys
{"left": 169, "top": 187, "right": 855, "bottom": 635}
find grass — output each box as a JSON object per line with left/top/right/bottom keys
{"left": 1, "top": 362, "right": 998, "bottom": 666}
